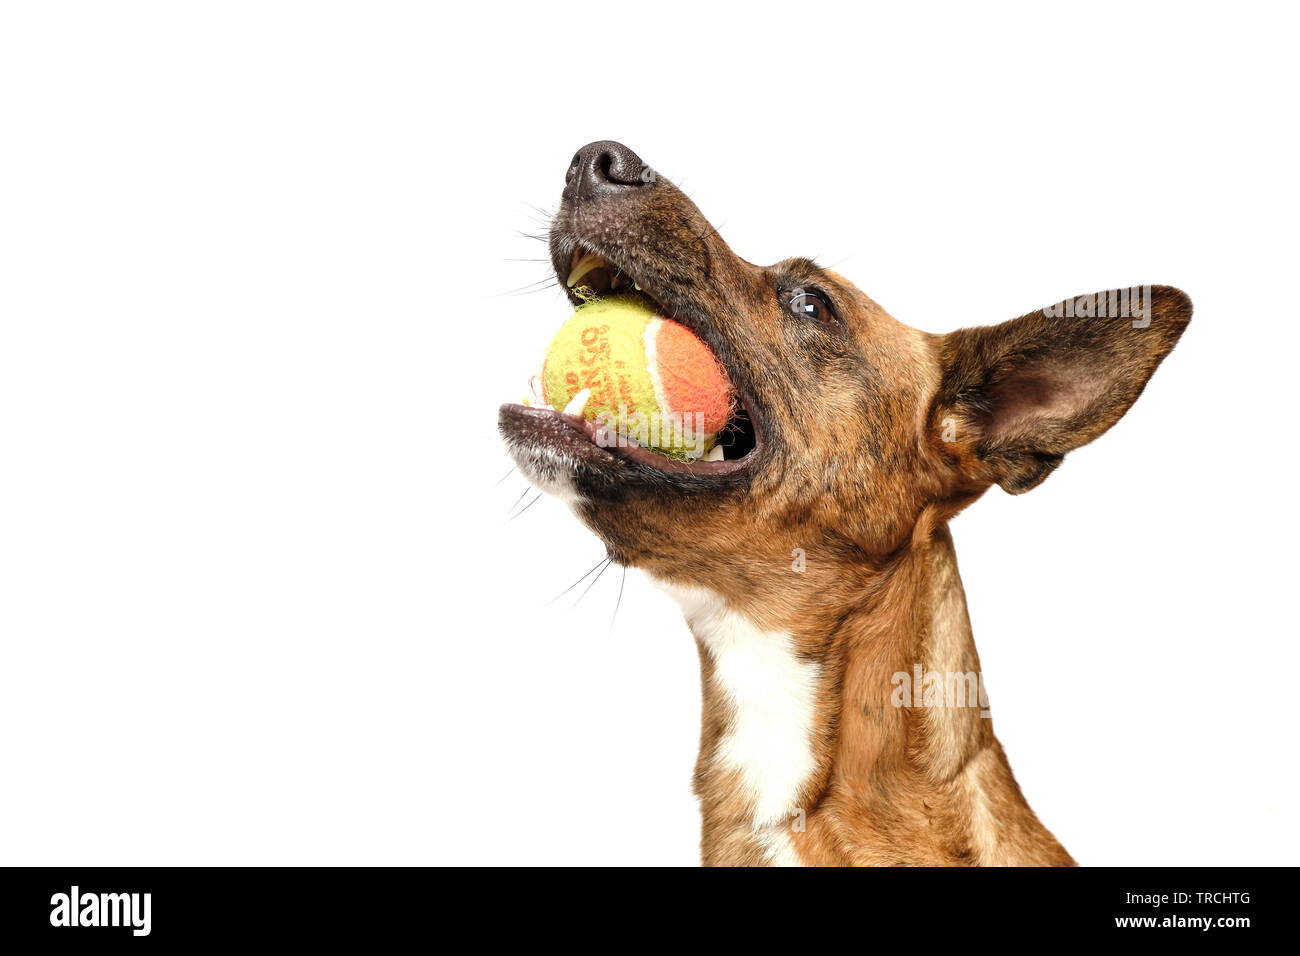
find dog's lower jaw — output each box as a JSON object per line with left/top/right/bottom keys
{"left": 655, "top": 515, "right": 1076, "bottom": 867}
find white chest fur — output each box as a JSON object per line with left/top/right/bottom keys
{"left": 655, "top": 581, "right": 819, "bottom": 862}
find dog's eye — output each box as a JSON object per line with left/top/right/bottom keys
{"left": 789, "top": 289, "right": 834, "bottom": 324}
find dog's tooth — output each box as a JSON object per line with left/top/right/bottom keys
{"left": 633, "top": 282, "right": 642, "bottom": 292}
{"left": 702, "top": 444, "right": 725, "bottom": 462}
{"left": 566, "top": 252, "right": 606, "bottom": 288}
{"left": 563, "top": 387, "right": 591, "bottom": 418}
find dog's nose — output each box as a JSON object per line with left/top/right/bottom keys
{"left": 563, "top": 141, "right": 653, "bottom": 202}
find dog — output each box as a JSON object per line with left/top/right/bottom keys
{"left": 499, "top": 141, "right": 1191, "bottom": 866}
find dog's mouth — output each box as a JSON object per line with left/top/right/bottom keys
{"left": 564, "top": 247, "right": 637, "bottom": 297}
{"left": 499, "top": 243, "right": 762, "bottom": 482}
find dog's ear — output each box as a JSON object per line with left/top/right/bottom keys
{"left": 930, "top": 286, "right": 1192, "bottom": 495}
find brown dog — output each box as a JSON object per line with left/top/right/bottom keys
{"left": 499, "top": 141, "right": 1191, "bottom": 866}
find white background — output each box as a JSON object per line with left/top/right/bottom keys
{"left": 2, "top": 1, "right": 1297, "bottom": 866}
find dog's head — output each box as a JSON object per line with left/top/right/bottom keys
{"left": 500, "top": 142, "right": 1191, "bottom": 597}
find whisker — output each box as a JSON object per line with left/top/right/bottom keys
{"left": 693, "top": 218, "right": 726, "bottom": 246}
{"left": 571, "top": 558, "right": 612, "bottom": 608}
{"left": 494, "top": 275, "right": 562, "bottom": 298}
{"left": 509, "top": 491, "right": 543, "bottom": 520}
{"left": 494, "top": 467, "right": 516, "bottom": 487}
{"left": 546, "top": 556, "right": 610, "bottom": 606}
{"left": 505, "top": 487, "right": 531, "bottom": 516}
{"left": 505, "top": 273, "right": 559, "bottom": 288}
{"left": 608, "top": 565, "right": 627, "bottom": 638}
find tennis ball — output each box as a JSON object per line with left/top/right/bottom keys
{"left": 541, "top": 295, "right": 735, "bottom": 460}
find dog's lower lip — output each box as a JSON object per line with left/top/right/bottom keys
{"left": 499, "top": 403, "right": 619, "bottom": 467}
{"left": 500, "top": 398, "right": 761, "bottom": 479}
{"left": 607, "top": 431, "right": 757, "bottom": 475}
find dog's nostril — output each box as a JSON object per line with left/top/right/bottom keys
{"left": 594, "top": 143, "right": 647, "bottom": 186}
{"left": 563, "top": 141, "right": 652, "bottom": 201}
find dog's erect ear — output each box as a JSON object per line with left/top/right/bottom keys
{"left": 931, "top": 286, "right": 1192, "bottom": 495}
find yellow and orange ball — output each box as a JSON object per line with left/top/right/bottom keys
{"left": 540, "top": 295, "right": 734, "bottom": 461}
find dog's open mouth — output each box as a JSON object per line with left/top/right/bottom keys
{"left": 565, "top": 248, "right": 637, "bottom": 296}
{"left": 500, "top": 246, "right": 760, "bottom": 479}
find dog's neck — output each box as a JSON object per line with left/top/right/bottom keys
{"left": 656, "top": 514, "right": 1074, "bottom": 867}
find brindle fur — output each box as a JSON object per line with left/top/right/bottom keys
{"left": 500, "top": 142, "right": 1191, "bottom": 866}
